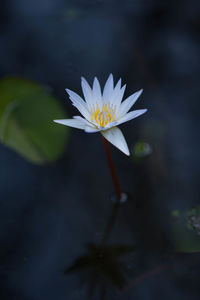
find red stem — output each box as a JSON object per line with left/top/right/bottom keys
{"left": 102, "top": 137, "right": 122, "bottom": 200}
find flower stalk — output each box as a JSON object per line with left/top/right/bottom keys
{"left": 102, "top": 136, "right": 122, "bottom": 200}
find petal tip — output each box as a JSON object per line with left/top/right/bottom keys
{"left": 122, "top": 146, "right": 130, "bottom": 156}
{"left": 65, "top": 88, "right": 72, "bottom": 95}
{"left": 53, "top": 119, "right": 65, "bottom": 125}
{"left": 139, "top": 88, "right": 143, "bottom": 94}
{"left": 126, "top": 149, "right": 130, "bottom": 156}
{"left": 106, "top": 73, "right": 114, "bottom": 85}
{"left": 81, "top": 76, "right": 86, "bottom": 82}
{"left": 93, "top": 76, "right": 99, "bottom": 85}
{"left": 121, "top": 84, "right": 126, "bottom": 91}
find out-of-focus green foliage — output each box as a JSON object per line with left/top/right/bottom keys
{"left": 132, "top": 141, "right": 152, "bottom": 162}
{"left": 171, "top": 210, "right": 180, "bottom": 217}
{"left": 0, "top": 77, "right": 69, "bottom": 164}
{"left": 171, "top": 206, "right": 200, "bottom": 253}
{"left": 62, "top": 8, "right": 83, "bottom": 21}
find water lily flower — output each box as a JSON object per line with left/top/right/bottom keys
{"left": 54, "top": 74, "right": 147, "bottom": 155}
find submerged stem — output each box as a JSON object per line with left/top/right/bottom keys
{"left": 101, "top": 201, "right": 120, "bottom": 244}
{"left": 102, "top": 136, "right": 122, "bottom": 200}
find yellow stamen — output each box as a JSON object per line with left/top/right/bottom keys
{"left": 91, "top": 103, "right": 115, "bottom": 127}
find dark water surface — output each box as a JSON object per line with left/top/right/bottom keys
{"left": 0, "top": 0, "right": 200, "bottom": 299}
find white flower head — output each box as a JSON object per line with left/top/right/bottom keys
{"left": 54, "top": 74, "right": 147, "bottom": 155}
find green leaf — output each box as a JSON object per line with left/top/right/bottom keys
{"left": 132, "top": 141, "right": 152, "bottom": 162}
{"left": 0, "top": 77, "right": 69, "bottom": 164}
{"left": 171, "top": 206, "right": 200, "bottom": 253}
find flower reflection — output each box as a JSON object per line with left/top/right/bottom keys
{"left": 65, "top": 200, "right": 135, "bottom": 299}
{"left": 65, "top": 243, "right": 134, "bottom": 299}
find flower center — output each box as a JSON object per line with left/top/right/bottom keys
{"left": 91, "top": 103, "right": 115, "bottom": 128}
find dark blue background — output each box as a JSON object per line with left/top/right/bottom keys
{"left": 0, "top": 0, "right": 200, "bottom": 299}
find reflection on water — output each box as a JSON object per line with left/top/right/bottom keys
{"left": 66, "top": 243, "right": 134, "bottom": 299}
{"left": 65, "top": 201, "right": 135, "bottom": 299}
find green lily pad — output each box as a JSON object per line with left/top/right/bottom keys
{"left": 0, "top": 77, "right": 69, "bottom": 164}
{"left": 171, "top": 206, "right": 200, "bottom": 253}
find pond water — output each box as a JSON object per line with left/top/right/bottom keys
{"left": 0, "top": 0, "right": 200, "bottom": 299}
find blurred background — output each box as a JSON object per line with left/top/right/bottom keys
{"left": 0, "top": 0, "right": 200, "bottom": 299}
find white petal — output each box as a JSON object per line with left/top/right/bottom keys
{"left": 81, "top": 77, "right": 93, "bottom": 108}
{"left": 93, "top": 77, "right": 102, "bottom": 108}
{"left": 53, "top": 118, "right": 85, "bottom": 130}
{"left": 117, "top": 109, "right": 147, "bottom": 125}
{"left": 114, "top": 84, "right": 126, "bottom": 108}
{"left": 118, "top": 89, "right": 143, "bottom": 117}
{"left": 73, "top": 115, "right": 96, "bottom": 128}
{"left": 113, "top": 78, "right": 122, "bottom": 95}
{"left": 103, "top": 121, "right": 118, "bottom": 130}
{"left": 115, "top": 78, "right": 122, "bottom": 89}
{"left": 84, "top": 126, "right": 100, "bottom": 133}
{"left": 65, "top": 89, "right": 90, "bottom": 120}
{"left": 103, "top": 74, "right": 114, "bottom": 103}
{"left": 101, "top": 127, "right": 130, "bottom": 156}
{"left": 109, "top": 78, "right": 121, "bottom": 105}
